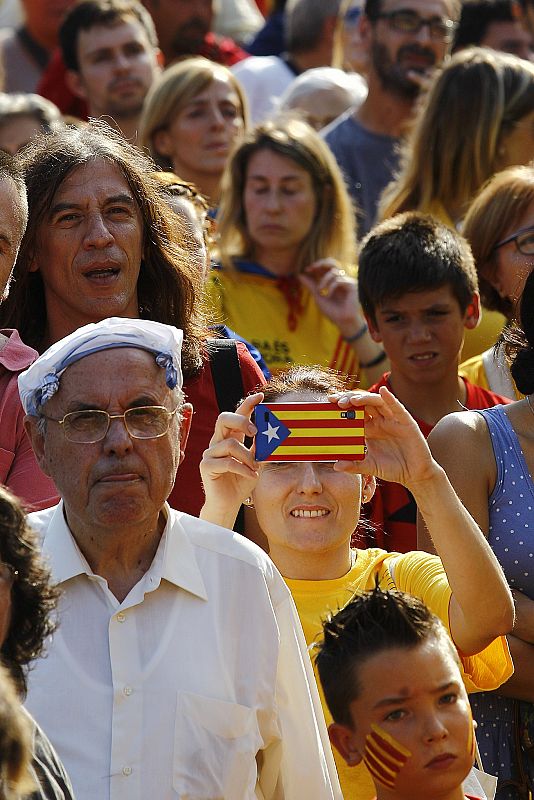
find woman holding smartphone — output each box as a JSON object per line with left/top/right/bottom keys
{"left": 200, "top": 365, "right": 514, "bottom": 800}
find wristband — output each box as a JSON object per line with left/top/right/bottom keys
{"left": 344, "top": 322, "right": 368, "bottom": 343}
{"left": 360, "top": 350, "right": 387, "bottom": 369}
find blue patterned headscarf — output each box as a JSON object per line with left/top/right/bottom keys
{"left": 18, "top": 318, "right": 183, "bottom": 416}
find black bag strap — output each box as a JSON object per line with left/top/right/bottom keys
{"left": 207, "top": 334, "right": 245, "bottom": 413}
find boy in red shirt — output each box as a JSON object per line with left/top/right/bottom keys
{"left": 357, "top": 212, "right": 510, "bottom": 552}
{"left": 317, "top": 589, "right": 484, "bottom": 800}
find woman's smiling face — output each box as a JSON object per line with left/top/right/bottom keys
{"left": 252, "top": 391, "right": 363, "bottom": 560}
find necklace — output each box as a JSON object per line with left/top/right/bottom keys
{"left": 527, "top": 394, "right": 534, "bottom": 419}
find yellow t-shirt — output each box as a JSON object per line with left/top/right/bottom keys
{"left": 286, "top": 548, "right": 513, "bottom": 800}
{"left": 459, "top": 352, "right": 523, "bottom": 400}
{"left": 207, "top": 266, "right": 361, "bottom": 385}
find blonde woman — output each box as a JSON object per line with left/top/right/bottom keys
{"left": 379, "top": 47, "right": 534, "bottom": 360}
{"left": 210, "top": 116, "right": 388, "bottom": 385}
{"left": 139, "top": 57, "right": 248, "bottom": 205}
{"left": 460, "top": 165, "right": 534, "bottom": 398}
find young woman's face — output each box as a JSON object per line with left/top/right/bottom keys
{"left": 251, "top": 391, "right": 362, "bottom": 559}
{"left": 243, "top": 149, "right": 317, "bottom": 271}
{"left": 155, "top": 75, "right": 244, "bottom": 187}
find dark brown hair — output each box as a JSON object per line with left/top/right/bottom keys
{"left": 0, "top": 121, "right": 207, "bottom": 377}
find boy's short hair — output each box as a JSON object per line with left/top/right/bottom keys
{"left": 315, "top": 589, "right": 456, "bottom": 729}
{"left": 357, "top": 212, "right": 478, "bottom": 325}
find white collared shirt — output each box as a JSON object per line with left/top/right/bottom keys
{"left": 26, "top": 503, "right": 341, "bottom": 800}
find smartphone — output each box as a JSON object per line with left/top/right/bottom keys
{"left": 253, "top": 402, "right": 365, "bottom": 463}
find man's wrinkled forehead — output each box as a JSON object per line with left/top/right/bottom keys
{"left": 50, "top": 347, "right": 169, "bottom": 406}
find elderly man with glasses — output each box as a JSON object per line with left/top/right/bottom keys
{"left": 19, "top": 317, "right": 341, "bottom": 800}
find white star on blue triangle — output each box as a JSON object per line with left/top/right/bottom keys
{"left": 262, "top": 422, "right": 280, "bottom": 442}
{"left": 254, "top": 405, "right": 291, "bottom": 460}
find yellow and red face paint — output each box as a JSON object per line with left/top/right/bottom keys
{"left": 363, "top": 723, "right": 412, "bottom": 789}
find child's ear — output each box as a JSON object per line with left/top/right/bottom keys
{"left": 365, "top": 313, "right": 383, "bottom": 343}
{"left": 463, "top": 293, "right": 481, "bottom": 330}
{"left": 328, "top": 723, "right": 363, "bottom": 767}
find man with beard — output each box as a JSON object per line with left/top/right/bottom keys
{"left": 323, "top": 0, "right": 461, "bottom": 235}
{"left": 142, "top": 0, "right": 248, "bottom": 66}
{"left": 60, "top": 0, "right": 162, "bottom": 144}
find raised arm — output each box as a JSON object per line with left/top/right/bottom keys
{"left": 199, "top": 392, "right": 263, "bottom": 530}
{"left": 332, "top": 388, "right": 514, "bottom": 655}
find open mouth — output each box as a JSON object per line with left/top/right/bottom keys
{"left": 409, "top": 352, "right": 437, "bottom": 362}
{"left": 290, "top": 509, "right": 330, "bottom": 518}
{"left": 83, "top": 266, "right": 121, "bottom": 282}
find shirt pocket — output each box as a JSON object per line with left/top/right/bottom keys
{"left": 173, "top": 691, "right": 260, "bottom": 799}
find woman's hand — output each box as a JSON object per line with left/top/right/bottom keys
{"left": 299, "top": 259, "right": 362, "bottom": 337}
{"left": 329, "top": 386, "right": 439, "bottom": 490}
{"left": 199, "top": 392, "right": 263, "bottom": 529}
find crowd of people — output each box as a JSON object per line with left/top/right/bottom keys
{"left": 0, "top": 0, "right": 530, "bottom": 798}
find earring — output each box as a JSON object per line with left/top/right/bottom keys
{"left": 243, "top": 497, "right": 254, "bottom": 508}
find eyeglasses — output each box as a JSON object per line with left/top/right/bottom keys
{"left": 374, "top": 10, "right": 457, "bottom": 40}
{"left": 43, "top": 405, "right": 180, "bottom": 444}
{"left": 0, "top": 562, "right": 18, "bottom": 588}
{"left": 494, "top": 225, "right": 534, "bottom": 255}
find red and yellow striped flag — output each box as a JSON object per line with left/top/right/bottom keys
{"left": 254, "top": 402, "right": 365, "bottom": 462}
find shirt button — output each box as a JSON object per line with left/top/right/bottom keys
{"left": 117, "top": 612, "right": 126, "bottom": 623}
{"left": 122, "top": 766, "right": 132, "bottom": 776}
{"left": 123, "top": 686, "right": 132, "bottom": 696}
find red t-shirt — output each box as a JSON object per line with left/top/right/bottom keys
{"left": 168, "top": 341, "right": 264, "bottom": 517}
{"left": 357, "top": 373, "right": 512, "bottom": 553}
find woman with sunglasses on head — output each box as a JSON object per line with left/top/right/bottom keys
{"left": 379, "top": 47, "right": 534, "bottom": 363}
{"left": 420, "top": 268, "right": 534, "bottom": 799}
{"left": 460, "top": 165, "right": 534, "bottom": 399}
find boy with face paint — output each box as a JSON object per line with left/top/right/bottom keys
{"left": 316, "top": 589, "right": 481, "bottom": 800}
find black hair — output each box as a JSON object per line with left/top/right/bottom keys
{"left": 60, "top": 0, "right": 158, "bottom": 72}
{"left": 357, "top": 212, "right": 478, "bottom": 325}
{"left": 505, "top": 268, "right": 534, "bottom": 393}
{"left": 315, "top": 588, "right": 453, "bottom": 728}
{"left": 454, "top": 0, "right": 524, "bottom": 50}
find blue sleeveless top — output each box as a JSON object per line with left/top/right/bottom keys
{"left": 480, "top": 404, "right": 534, "bottom": 597}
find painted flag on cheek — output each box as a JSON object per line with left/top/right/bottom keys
{"left": 253, "top": 402, "right": 365, "bottom": 462}
{"left": 363, "top": 723, "right": 412, "bottom": 789}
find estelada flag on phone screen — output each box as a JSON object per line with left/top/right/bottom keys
{"left": 254, "top": 403, "right": 365, "bottom": 462}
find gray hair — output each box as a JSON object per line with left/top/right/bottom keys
{"left": 278, "top": 66, "right": 367, "bottom": 109}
